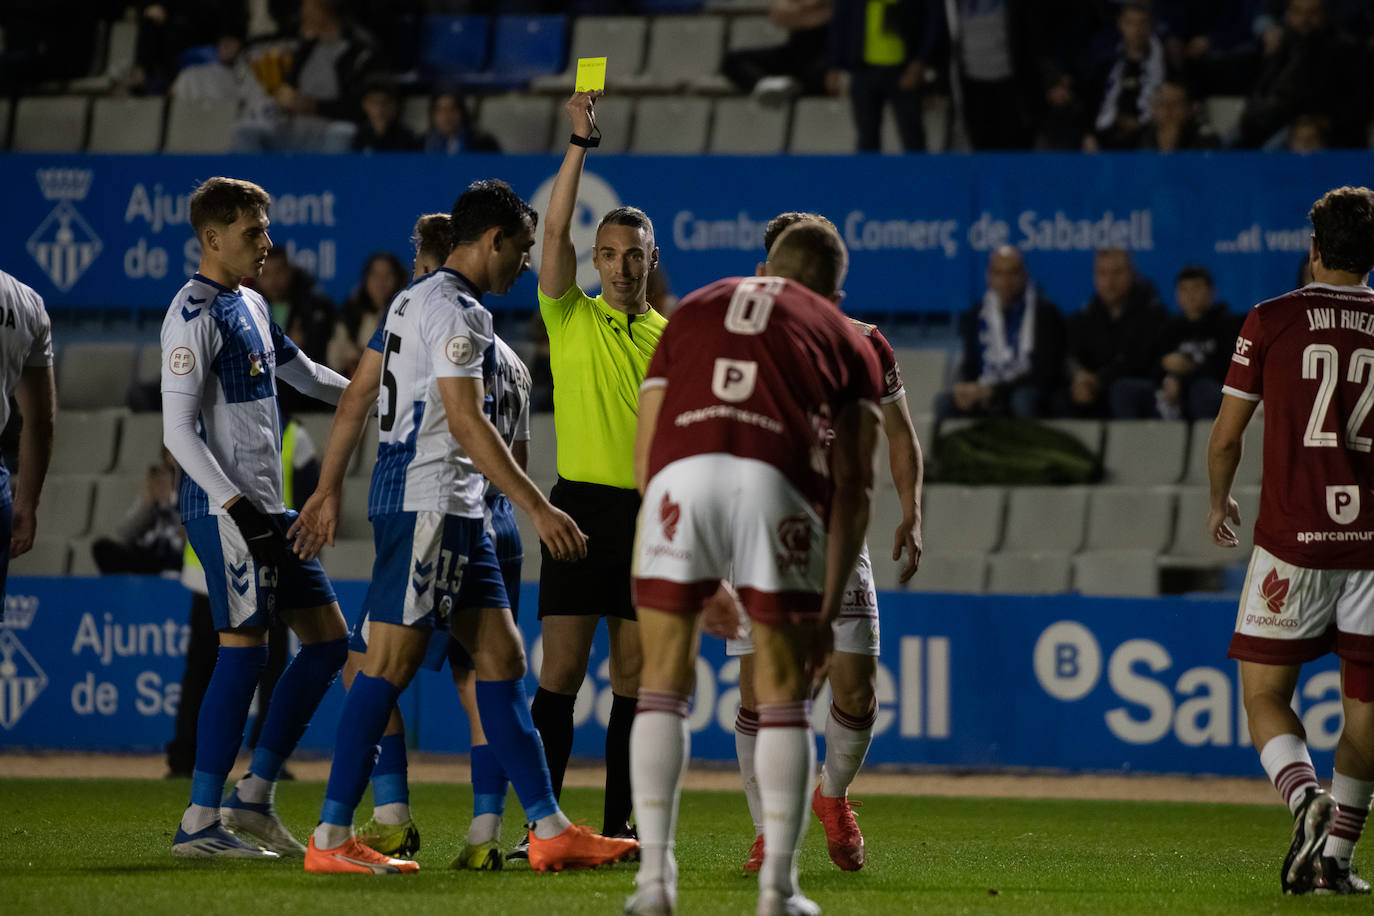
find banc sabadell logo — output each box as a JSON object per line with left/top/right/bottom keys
{"left": 529, "top": 171, "right": 621, "bottom": 296}
{"left": 0, "top": 594, "right": 46, "bottom": 731}
{"left": 27, "top": 168, "right": 102, "bottom": 293}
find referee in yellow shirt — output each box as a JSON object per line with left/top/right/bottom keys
{"left": 528, "top": 90, "right": 667, "bottom": 844}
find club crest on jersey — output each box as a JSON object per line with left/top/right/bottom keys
{"left": 168, "top": 347, "right": 196, "bottom": 375}
{"left": 776, "top": 514, "right": 813, "bottom": 573}
{"left": 446, "top": 335, "right": 474, "bottom": 366}
{"left": 248, "top": 352, "right": 263, "bottom": 376}
{"left": 659, "top": 492, "right": 681, "bottom": 541}
{"left": 1327, "top": 485, "right": 1360, "bottom": 525}
{"left": 27, "top": 169, "right": 102, "bottom": 292}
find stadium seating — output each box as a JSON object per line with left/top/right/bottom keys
{"left": 49, "top": 410, "right": 120, "bottom": 475}
{"left": 135, "top": 343, "right": 162, "bottom": 386}
{"left": 1183, "top": 415, "right": 1261, "bottom": 485}
{"left": 13, "top": 96, "right": 90, "bottom": 153}
{"left": 727, "top": 14, "right": 787, "bottom": 51}
{"left": 1162, "top": 485, "right": 1261, "bottom": 565}
{"left": 1102, "top": 420, "right": 1189, "bottom": 484}
{"left": 10, "top": 538, "right": 71, "bottom": 576}
{"left": 419, "top": 15, "right": 492, "bottom": 85}
{"left": 624, "top": 16, "right": 728, "bottom": 93}
{"left": 904, "top": 551, "right": 986, "bottom": 593}
{"left": 163, "top": 97, "right": 238, "bottom": 154}
{"left": 113, "top": 411, "right": 166, "bottom": 474}
{"left": 866, "top": 487, "right": 909, "bottom": 589}
{"left": 709, "top": 97, "right": 788, "bottom": 154}
{"left": 57, "top": 342, "right": 136, "bottom": 409}
{"left": 531, "top": 17, "right": 649, "bottom": 93}
{"left": 0, "top": 97, "right": 11, "bottom": 149}
{"left": 920, "top": 485, "right": 1004, "bottom": 552}
{"left": 1041, "top": 418, "right": 1104, "bottom": 455}
{"left": 402, "top": 95, "right": 431, "bottom": 137}
{"left": 550, "top": 95, "right": 634, "bottom": 153}
{"left": 479, "top": 94, "right": 556, "bottom": 153}
{"left": 463, "top": 15, "right": 567, "bottom": 89}
{"left": 88, "top": 97, "right": 165, "bottom": 153}
{"left": 630, "top": 96, "right": 711, "bottom": 154}
{"left": 987, "top": 551, "right": 1073, "bottom": 594}
{"left": 892, "top": 348, "right": 949, "bottom": 411}
{"left": 40, "top": 476, "right": 95, "bottom": 539}
{"left": 1001, "top": 486, "right": 1089, "bottom": 552}
{"left": 1084, "top": 486, "right": 1176, "bottom": 552}
{"left": 789, "top": 97, "right": 856, "bottom": 154}
{"left": 1073, "top": 549, "right": 1161, "bottom": 597}
{"left": 89, "top": 474, "right": 144, "bottom": 538}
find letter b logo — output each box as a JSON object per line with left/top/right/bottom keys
{"left": 1033, "top": 621, "right": 1102, "bottom": 701}
{"left": 1056, "top": 643, "right": 1079, "bottom": 679}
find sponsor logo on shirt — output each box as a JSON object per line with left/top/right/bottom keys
{"left": 1326, "top": 485, "right": 1360, "bottom": 525}
{"left": 659, "top": 492, "right": 680, "bottom": 542}
{"left": 1260, "top": 568, "right": 1289, "bottom": 616}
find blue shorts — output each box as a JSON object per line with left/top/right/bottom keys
{"left": 0, "top": 464, "right": 11, "bottom": 612}
{"left": 349, "top": 511, "right": 509, "bottom": 656}
{"left": 421, "top": 557, "right": 522, "bottom": 671}
{"left": 185, "top": 509, "right": 337, "bottom": 632}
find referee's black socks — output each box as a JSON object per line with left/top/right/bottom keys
{"left": 531, "top": 687, "right": 576, "bottom": 799}
{"left": 603, "top": 692, "right": 638, "bottom": 835}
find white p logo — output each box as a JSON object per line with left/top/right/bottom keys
{"left": 711, "top": 358, "right": 757, "bottom": 403}
{"left": 1327, "top": 485, "right": 1360, "bottom": 525}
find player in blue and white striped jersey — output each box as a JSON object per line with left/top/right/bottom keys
{"left": 289, "top": 180, "right": 636, "bottom": 875}
{"left": 0, "top": 268, "right": 55, "bottom": 613}
{"left": 161, "top": 177, "right": 352, "bottom": 861}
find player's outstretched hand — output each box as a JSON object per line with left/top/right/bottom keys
{"left": 9, "top": 503, "right": 35, "bottom": 558}
{"left": 700, "top": 579, "right": 744, "bottom": 640}
{"left": 287, "top": 489, "right": 340, "bottom": 561}
{"left": 1206, "top": 496, "right": 1241, "bottom": 548}
{"left": 564, "top": 90, "right": 601, "bottom": 138}
{"left": 535, "top": 504, "right": 588, "bottom": 563}
{"left": 227, "top": 496, "right": 291, "bottom": 567}
{"left": 893, "top": 515, "right": 922, "bottom": 583}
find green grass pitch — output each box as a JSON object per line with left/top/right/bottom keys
{"left": 0, "top": 778, "right": 1366, "bottom": 914}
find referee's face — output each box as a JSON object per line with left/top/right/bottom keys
{"left": 594, "top": 224, "right": 657, "bottom": 309}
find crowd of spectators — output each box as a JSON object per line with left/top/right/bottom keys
{"left": 939, "top": 247, "right": 1245, "bottom": 422}
{"left": 3, "top": 0, "right": 1373, "bottom": 153}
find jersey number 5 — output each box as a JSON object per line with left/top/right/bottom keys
{"left": 1303, "top": 344, "right": 1374, "bottom": 452}
{"left": 380, "top": 333, "right": 403, "bottom": 432}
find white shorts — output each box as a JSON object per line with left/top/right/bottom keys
{"left": 726, "top": 542, "right": 880, "bottom": 657}
{"left": 1228, "top": 544, "right": 1374, "bottom": 665}
{"left": 633, "top": 454, "right": 826, "bottom": 626}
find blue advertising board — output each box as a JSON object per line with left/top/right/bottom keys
{"left": 0, "top": 152, "right": 1368, "bottom": 316}
{"left": 0, "top": 577, "right": 1341, "bottom": 777}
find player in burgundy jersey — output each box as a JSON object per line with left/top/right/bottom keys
{"left": 1209, "top": 186, "right": 1374, "bottom": 896}
{"left": 726, "top": 212, "right": 923, "bottom": 874}
{"left": 626, "top": 222, "right": 884, "bottom": 916}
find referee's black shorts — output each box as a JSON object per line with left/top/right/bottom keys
{"left": 538, "top": 477, "right": 641, "bottom": 621}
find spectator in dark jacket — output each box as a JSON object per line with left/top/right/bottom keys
{"left": 353, "top": 79, "right": 420, "bottom": 151}
{"left": 1063, "top": 248, "right": 1168, "bottom": 418}
{"left": 423, "top": 91, "right": 501, "bottom": 154}
{"left": 939, "top": 247, "right": 1066, "bottom": 419}
{"left": 1086, "top": 1, "right": 1168, "bottom": 151}
{"left": 723, "top": 0, "right": 834, "bottom": 102}
{"left": 951, "top": 0, "right": 1046, "bottom": 150}
{"left": 1138, "top": 80, "right": 1220, "bottom": 151}
{"left": 827, "top": 0, "right": 946, "bottom": 152}
{"left": 1156, "top": 265, "right": 1240, "bottom": 421}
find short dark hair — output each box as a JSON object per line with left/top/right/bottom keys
{"left": 1121, "top": 0, "right": 1151, "bottom": 17}
{"left": 450, "top": 179, "right": 536, "bottom": 246}
{"left": 189, "top": 177, "right": 271, "bottom": 235}
{"left": 411, "top": 213, "right": 455, "bottom": 266}
{"left": 597, "top": 206, "right": 655, "bottom": 247}
{"left": 1310, "top": 186, "right": 1374, "bottom": 275}
{"left": 1175, "top": 264, "right": 1214, "bottom": 287}
{"left": 767, "top": 221, "right": 848, "bottom": 298}
{"left": 763, "top": 211, "right": 837, "bottom": 254}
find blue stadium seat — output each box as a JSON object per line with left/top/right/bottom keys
{"left": 419, "top": 15, "right": 491, "bottom": 84}
{"left": 463, "top": 15, "right": 567, "bottom": 89}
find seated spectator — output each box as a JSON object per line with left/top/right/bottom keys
{"left": 92, "top": 450, "right": 183, "bottom": 575}
{"left": 939, "top": 246, "right": 1066, "bottom": 419}
{"left": 250, "top": 247, "right": 336, "bottom": 363}
{"left": 1157, "top": 265, "right": 1239, "bottom": 421}
{"left": 1087, "top": 1, "right": 1167, "bottom": 151}
{"left": 232, "top": 0, "right": 376, "bottom": 154}
{"left": 328, "top": 251, "right": 407, "bottom": 376}
{"left": 168, "top": 28, "right": 246, "bottom": 101}
{"left": 1138, "top": 80, "right": 1219, "bottom": 151}
{"left": 722, "top": 0, "right": 834, "bottom": 104}
{"left": 353, "top": 79, "right": 420, "bottom": 152}
{"left": 1287, "top": 112, "right": 1330, "bottom": 152}
{"left": 133, "top": 1, "right": 248, "bottom": 95}
{"left": 1238, "top": 0, "right": 1368, "bottom": 148}
{"left": 1062, "top": 248, "right": 1168, "bottom": 418}
{"left": 422, "top": 91, "right": 501, "bottom": 154}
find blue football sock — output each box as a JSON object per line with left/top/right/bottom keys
{"left": 250, "top": 637, "right": 347, "bottom": 783}
{"left": 475, "top": 678, "right": 558, "bottom": 823}
{"left": 470, "top": 743, "right": 508, "bottom": 818}
{"left": 320, "top": 672, "right": 398, "bottom": 827}
{"left": 190, "top": 645, "right": 267, "bottom": 809}
{"left": 372, "top": 732, "right": 410, "bottom": 808}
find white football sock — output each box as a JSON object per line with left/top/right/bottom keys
{"left": 735, "top": 707, "right": 763, "bottom": 835}
{"left": 373, "top": 801, "right": 411, "bottom": 825}
{"left": 1324, "top": 772, "right": 1374, "bottom": 868}
{"left": 1259, "top": 733, "right": 1319, "bottom": 814}
{"left": 467, "top": 812, "right": 502, "bottom": 845}
{"left": 632, "top": 694, "right": 690, "bottom": 891}
{"left": 757, "top": 702, "right": 815, "bottom": 900}
{"left": 180, "top": 803, "right": 219, "bottom": 834}
{"left": 313, "top": 822, "right": 352, "bottom": 850}
{"left": 235, "top": 772, "right": 275, "bottom": 805}
{"left": 820, "top": 702, "right": 876, "bottom": 799}
{"left": 532, "top": 811, "right": 572, "bottom": 839}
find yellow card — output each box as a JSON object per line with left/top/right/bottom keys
{"left": 575, "top": 57, "right": 607, "bottom": 92}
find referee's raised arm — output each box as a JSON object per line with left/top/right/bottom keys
{"left": 540, "top": 91, "right": 601, "bottom": 298}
